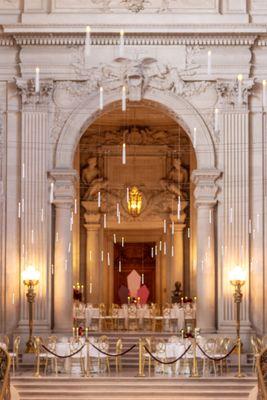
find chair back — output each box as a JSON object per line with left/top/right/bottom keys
{"left": 98, "top": 336, "right": 109, "bottom": 352}
{"left": 13, "top": 336, "right": 21, "bottom": 357}
{"left": 116, "top": 339, "right": 123, "bottom": 353}
{"left": 256, "top": 346, "right": 267, "bottom": 400}
{"left": 0, "top": 346, "right": 11, "bottom": 400}
{"left": 99, "top": 303, "right": 106, "bottom": 317}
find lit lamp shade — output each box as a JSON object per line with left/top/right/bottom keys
{"left": 229, "top": 266, "right": 246, "bottom": 286}
{"left": 22, "top": 266, "right": 40, "bottom": 285}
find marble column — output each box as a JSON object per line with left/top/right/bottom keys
{"left": 171, "top": 223, "right": 186, "bottom": 289}
{"left": 50, "top": 169, "right": 78, "bottom": 332}
{"left": 192, "top": 169, "right": 220, "bottom": 332}
{"left": 84, "top": 222, "right": 101, "bottom": 304}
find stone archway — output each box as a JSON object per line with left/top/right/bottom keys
{"left": 52, "top": 88, "right": 220, "bottom": 332}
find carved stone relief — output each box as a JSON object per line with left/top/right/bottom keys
{"left": 216, "top": 78, "right": 255, "bottom": 108}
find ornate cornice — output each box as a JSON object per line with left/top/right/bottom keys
{"left": 10, "top": 33, "right": 258, "bottom": 47}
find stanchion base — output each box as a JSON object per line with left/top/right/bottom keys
{"left": 135, "top": 373, "right": 146, "bottom": 378}
{"left": 235, "top": 373, "right": 246, "bottom": 378}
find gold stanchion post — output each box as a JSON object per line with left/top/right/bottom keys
{"left": 229, "top": 266, "right": 246, "bottom": 378}
{"left": 137, "top": 338, "right": 145, "bottom": 377}
{"left": 191, "top": 336, "right": 199, "bottom": 377}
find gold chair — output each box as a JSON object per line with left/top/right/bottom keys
{"left": 69, "top": 337, "right": 86, "bottom": 376}
{"left": 44, "top": 336, "right": 58, "bottom": 375}
{"left": 202, "top": 338, "right": 217, "bottom": 376}
{"left": 0, "top": 334, "right": 9, "bottom": 350}
{"left": 33, "top": 336, "right": 48, "bottom": 376}
{"left": 115, "top": 338, "right": 123, "bottom": 374}
{"left": 9, "top": 336, "right": 20, "bottom": 375}
{"left": 251, "top": 335, "right": 261, "bottom": 373}
{"left": 97, "top": 335, "right": 110, "bottom": 374}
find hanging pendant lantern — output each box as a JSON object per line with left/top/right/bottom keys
{"left": 127, "top": 186, "right": 142, "bottom": 217}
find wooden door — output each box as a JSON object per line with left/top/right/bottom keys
{"left": 113, "top": 242, "right": 156, "bottom": 305}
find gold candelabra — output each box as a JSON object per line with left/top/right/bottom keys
{"left": 229, "top": 265, "right": 246, "bottom": 378}
{"left": 22, "top": 266, "right": 40, "bottom": 353}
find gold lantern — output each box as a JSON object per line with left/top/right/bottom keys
{"left": 127, "top": 186, "right": 142, "bottom": 216}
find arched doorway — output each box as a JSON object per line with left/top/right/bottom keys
{"left": 73, "top": 101, "right": 197, "bottom": 308}
{"left": 51, "top": 89, "right": 219, "bottom": 333}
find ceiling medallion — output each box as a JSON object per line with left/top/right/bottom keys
{"left": 127, "top": 186, "right": 143, "bottom": 216}
{"left": 121, "top": 0, "right": 146, "bottom": 13}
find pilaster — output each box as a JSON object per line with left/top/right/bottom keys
{"left": 16, "top": 79, "right": 53, "bottom": 332}
{"left": 216, "top": 78, "right": 254, "bottom": 334}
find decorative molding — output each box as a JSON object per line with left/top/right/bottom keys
{"left": 82, "top": 126, "right": 189, "bottom": 147}
{"left": 15, "top": 78, "right": 54, "bottom": 106}
{"left": 216, "top": 78, "right": 255, "bottom": 108}
{"left": 4, "top": 33, "right": 259, "bottom": 47}
{"left": 191, "top": 168, "right": 221, "bottom": 206}
{"left": 49, "top": 169, "right": 79, "bottom": 205}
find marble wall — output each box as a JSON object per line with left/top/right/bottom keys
{"left": 0, "top": 1, "right": 267, "bottom": 339}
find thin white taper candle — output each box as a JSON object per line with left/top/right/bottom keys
{"left": 122, "top": 86, "right": 126, "bottom": 111}
{"left": 99, "top": 86, "right": 104, "bottom": 110}
{"left": 122, "top": 142, "right": 126, "bottom": 164}
{"left": 35, "top": 67, "right": 40, "bottom": 93}
{"left": 207, "top": 50, "right": 212, "bottom": 76}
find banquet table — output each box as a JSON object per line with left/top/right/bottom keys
{"left": 55, "top": 337, "right": 107, "bottom": 374}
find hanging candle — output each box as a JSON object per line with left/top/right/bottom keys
{"left": 237, "top": 74, "right": 243, "bottom": 105}
{"left": 50, "top": 182, "right": 54, "bottom": 203}
{"left": 84, "top": 26, "right": 91, "bottom": 63}
{"left": 141, "top": 273, "right": 144, "bottom": 285}
{"left": 18, "top": 202, "right": 21, "bottom": 219}
{"left": 187, "top": 227, "right": 190, "bottom": 238}
{"left": 89, "top": 250, "right": 92, "bottom": 261}
{"left": 263, "top": 80, "right": 266, "bottom": 108}
{"left": 22, "top": 163, "right": 25, "bottom": 179}
{"left": 117, "top": 213, "right": 121, "bottom": 224}
{"left": 209, "top": 209, "right": 212, "bottom": 224}
{"left": 163, "top": 219, "right": 167, "bottom": 234}
{"left": 122, "top": 237, "right": 125, "bottom": 247}
{"left": 119, "top": 29, "right": 124, "bottom": 57}
{"left": 89, "top": 282, "right": 93, "bottom": 294}
{"left": 113, "top": 233, "right": 117, "bottom": 243}
{"left": 35, "top": 67, "right": 40, "bottom": 93}
{"left": 122, "top": 86, "right": 126, "bottom": 111}
{"left": 151, "top": 247, "right": 154, "bottom": 258}
{"left": 193, "top": 127, "right": 197, "bottom": 147}
{"left": 68, "top": 242, "right": 71, "bottom": 253}
{"left": 74, "top": 198, "right": 78, "bottom": 214}
{"left": 41, "top": 208, "right": 44, "bottom": 222}
{"left": 159, "top": 241, "right": 162, "bottom": 252}
{"left": 99, "top": 86, "right": 104, "bottom": 110}
{"left": 97, "top": 191, "right": 101, "bottom": 208}
{"left": 171, "top": 221, "right": 174, "bottom": 235}
{"left": 107, "top": 252, "right": 110, "bottom": 266}
{"left": 21, "top": 198, "right": 24, "bottom": 213}
{"left": 122, "top": 142, "right": 126, "bottom": 164}
{"left": 207, "top": 50, "right": 212, "bottom": 76}
{"left": 248, "top": 219, "right": 252, "bottom": 234}
{"left": 101, "top": 250, "right": 104, "bottom": 262}
{"left": 163, "top": 241, "right": 167, "bottom": 255}
{"left": 12, "top": 293, "right": 15, "bottom": 305}
{"left": 177, "top": 196, "right": 181, "bottom": 220}
{"left": 155, "top": 245, "right": 158, "bottom": 256}
{"left": 126, "top": 187, "right": 130, "bottom": 202}
{"left": 214, "top": 108, "right": 219, "bottom": 132}
{"left": 119, "top": 260, "right": 122, "bottom": 272}
{"left": 103, "top": 213, "right": 107, "bottom": 228}
{"left": 171, "top": 245, "right": 174, "bottom": 257}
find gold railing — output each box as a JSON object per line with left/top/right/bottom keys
{"left": 256, "top": 346, "right": 267, "bottom": 400}
{"left": 0, "top": 347, "right": 11, "bottom": 400}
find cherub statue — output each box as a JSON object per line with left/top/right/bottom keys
{"left": 81, "top": 157, "right": 108, "bottom": 200}
{"left": 160, "top": 158, "right": 188, "bottom": 199}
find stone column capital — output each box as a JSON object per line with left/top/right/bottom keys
{"left": 49, "top": 168, "right": 78, "bottom": 205}
{"left": 191, "top": 168, "right": 221, "bottom": 207}
{"left": 215, "top": 78, "right": 255, "bottom": 109}
{"left": 84, "top": 223, "right": 101, "bottom": 231}
{"left": 15, "top": 78, "right": 54, "bottom": 109}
